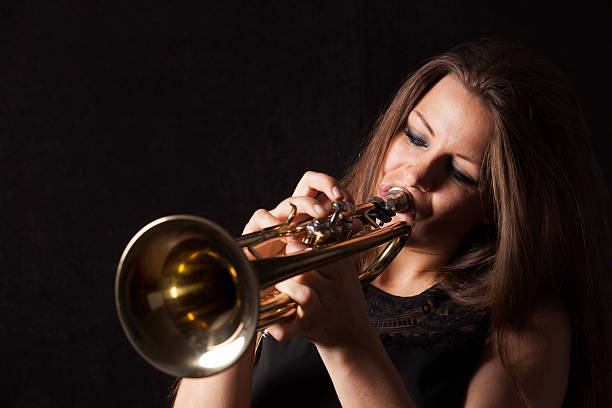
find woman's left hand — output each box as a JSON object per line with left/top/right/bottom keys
{"left": 254, "top": 171, "right": 375, "bottom": 349}
{"left": 264, "top": 245, "right": 373, "bottom": 348}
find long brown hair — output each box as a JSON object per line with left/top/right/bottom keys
{"left": 343, "top": 39, "right": 610, "bottom": 406}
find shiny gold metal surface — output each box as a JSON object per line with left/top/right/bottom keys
{"left": 115, "top": 216, "right": 259, "bottom": 378}
{"left": 115, "top": 188, "right": 412, "bottom": 378}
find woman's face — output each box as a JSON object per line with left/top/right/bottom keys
{"left": 380, "top": 75, "right": 492, "bottom": 255}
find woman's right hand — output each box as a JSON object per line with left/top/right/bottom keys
{"left": 241, "top": 171, "right": 354, "bottom": 257}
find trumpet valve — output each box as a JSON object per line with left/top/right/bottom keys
{"left": 302, "top": 204, "right": 353, "bottom": 247}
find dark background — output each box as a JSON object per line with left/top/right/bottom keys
{"left": 2, "top": 1, "right": 610, "bottom": 407}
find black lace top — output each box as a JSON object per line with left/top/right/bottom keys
{"left": 251, "top": 284, "right": 490, "bottom": 407}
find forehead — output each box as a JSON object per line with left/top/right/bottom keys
{"left": 410, "top": 75, "right": 492, "bottom": 155}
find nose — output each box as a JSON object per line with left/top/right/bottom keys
{"left": 402, "top": 154, "right": 446, "bottom": 193}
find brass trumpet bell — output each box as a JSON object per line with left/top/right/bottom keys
{"left": 115, "top": 215, "right": 260, "bottom": 378}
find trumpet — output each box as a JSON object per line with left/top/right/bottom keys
{"left": 115, "top": 187, "right": 412, "bottom": 378}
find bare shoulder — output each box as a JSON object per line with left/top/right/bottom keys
{"left": 465, "top": 302, "right": 571, "bottom": 407}
{"left": 527, "top": 301, "right": 572, "bottom": 337}
{"left": 510, "top": 302, "right": 571, "bottom": 364}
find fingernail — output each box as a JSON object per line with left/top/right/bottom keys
{"left": 314, "top": 204, "right": 325, "bottom": 215}
{"left": 332, "top": 186, "right": 342, "bottom": 199}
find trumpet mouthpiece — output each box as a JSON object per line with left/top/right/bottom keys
{"left": 384, "top": 187, "right": 412, "bottom": 214}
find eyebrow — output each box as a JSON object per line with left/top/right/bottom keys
{"left": 457, "top": 153, "right": 481, "bottom": 166}
{"left": 414, "top": 110, "right": 481, "bottom": 166}
{"left": 414, "top": 110, "right": 435, "bottom": 138}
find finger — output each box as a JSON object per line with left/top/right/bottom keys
{"left": 242, "top": 208, "right": 282, "bottom": 234}
{"left": 267, "top": 276, "right": 323, "bottom": 341}
{"left": 264, "top": 291, "right": 310, "bottom": 342}
{"left": 264, "top": 310, "right": 302, "bottom": 342}
{"left": 275, "top": 278, "right": 318, "bottom": 309}
{"left": 293, "top": 171, "right": 354, "bottom": 204}
{"left": 269, "top": 196, "right": 333, "bottom": 221}
{"left": 284, "top": 241, "right": 333, "bottom": 287}
{"left": 315, "top": 256, "right": 358, "bottom": 282}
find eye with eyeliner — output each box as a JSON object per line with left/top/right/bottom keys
{"left": 404, "top": 128, "right": 429, "bottom": 148}
{"left": 449, "top": 164, "right": 478, "bottom": 187}
{"left": 404, "top": 127, "right": 478, "bottom": 187}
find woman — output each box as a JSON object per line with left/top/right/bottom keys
{"left": 174, "top": 39, "right": 610, "bottom": 407}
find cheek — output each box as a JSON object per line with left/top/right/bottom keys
{"left": 382, "top": 136, "right": 412, "bottom": 172}
{"left": 430, "top": 189, "right": 483, "bottom": 228}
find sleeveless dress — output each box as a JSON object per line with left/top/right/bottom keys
{"left": 251, "top": 284, "right": 490, "bottom": 407}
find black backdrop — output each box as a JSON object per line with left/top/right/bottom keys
{"left": 2, "top": 2, "right": 611, "bottom": 407}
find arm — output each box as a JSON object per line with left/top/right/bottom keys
{"left": 316, "top": 329, "right": 416, "bottom": 408}
{"left": 465, "top": 303, "right": 571, "bottom": 407}
{"left": 172, "top": 339, "right": 255, "bottom": 408}
{"left": 265, "top": 252, "right": 417, "bottom": 408}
